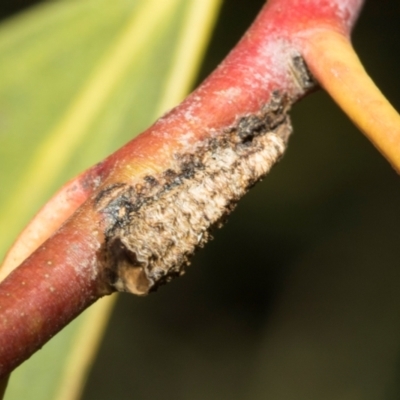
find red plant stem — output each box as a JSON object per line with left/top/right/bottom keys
{"left": 0, "top": 0, "right": 364, "bottom": 378}
{"left": 0, "top": 228, "right": 100, "bottom": 374}
{"left": 0, "top": 162, "right": 107, "bottom": 281}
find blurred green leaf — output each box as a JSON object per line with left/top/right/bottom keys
{"left": 0, "top": 0, "right": 221, "bottom": 398}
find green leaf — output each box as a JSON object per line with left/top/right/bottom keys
{"left": 0, "top": 0, "right": 221, "bottom": 399}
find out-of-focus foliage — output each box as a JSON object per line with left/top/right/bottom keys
{"left": 0, "top": 0, "right": 221, "bottom": 399}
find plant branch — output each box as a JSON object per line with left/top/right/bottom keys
{"left": 0, "top": 0, "right": 368, "bottom": 378}
{"left": 302, "top": 29, "right": 400, "bottom": 173}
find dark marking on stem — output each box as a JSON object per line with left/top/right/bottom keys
{"left": 97, "top": 93, "right": 292, "bottom": 295}
{"left": 290, "top": 54, "right": 316, "bottom": 91}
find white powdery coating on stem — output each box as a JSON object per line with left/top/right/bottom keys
{"left": 334, "top": 0, "right": 364, "bottom": 29}
{"left": 68, "top": 237, "right": 100, "bottom": 283}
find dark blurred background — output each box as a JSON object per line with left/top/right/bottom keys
{"left": 3, "top": 1, "right": 400, "bottom": 399}
{"left": 0, "top": 0, "right": 39, "bottom": 20}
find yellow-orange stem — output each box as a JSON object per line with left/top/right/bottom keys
{"left": 302, "top": 30, "right": 400, "bottom": 173}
